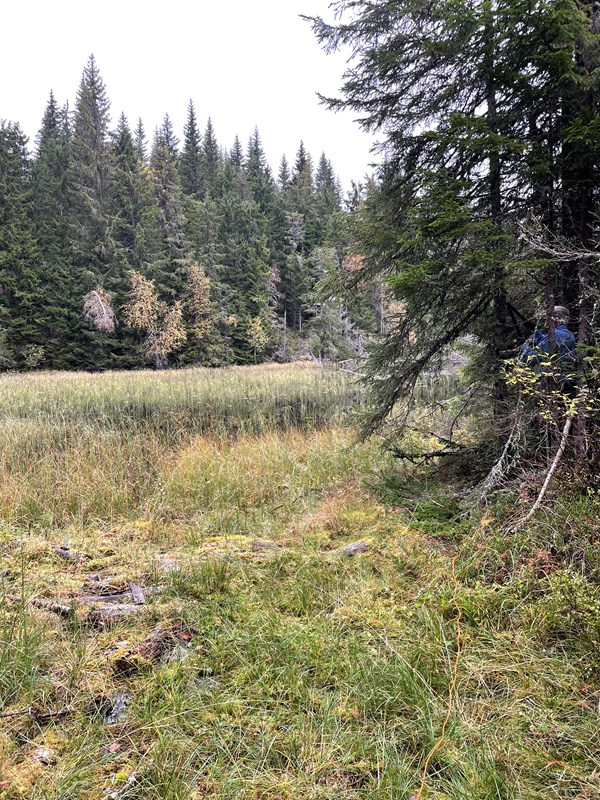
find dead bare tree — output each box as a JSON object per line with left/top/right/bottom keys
{"left": 83, "top": 287, "right": 116, "bottom": 333}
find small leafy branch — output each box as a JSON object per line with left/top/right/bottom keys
{"left": 504, "top": 357, "right": 599, "bottom": 422}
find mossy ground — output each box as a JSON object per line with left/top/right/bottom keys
{"left": 0, "top": 366, "right": 598, "bottom": 799}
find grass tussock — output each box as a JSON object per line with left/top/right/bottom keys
{"left": 0, "top": 364, "right": 598, "bottom": 799}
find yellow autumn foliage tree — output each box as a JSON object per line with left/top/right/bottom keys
{"left": 123, "top": 272, "right": 186, "bottom": 369}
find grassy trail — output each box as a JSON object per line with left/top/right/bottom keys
{"left": 0, "top": 366, "right": 598, "bottom": 799}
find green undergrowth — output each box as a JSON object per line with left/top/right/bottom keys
{"left": 0, "top": 366, "right": 599, "bottom": 799}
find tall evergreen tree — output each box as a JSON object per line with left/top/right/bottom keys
{"left": 133, "top": 117, "right": 148, "bottom": 164}
{"left": 179, "top": 100, "right": 202, "bottom": 197}
{"left": 150, "top": 115, "right": 190, "bottom": 295}
{"left": 278, "top": 154, "right": 291, "bottom": 193}
{"left": 0, "top": 122, "right": 47, "bottom": 366}
{"left": 290, "top": 141, "right": 319, "bottom": 250}
{"left": 31, "top": 94, "right": 79, "bottom": 367}
{"left": 111, "top": 113, "right": 137, "bottom": 266}
{"left": 110, "top": 113, "right": 162, "bottom": 284}
{"left": 200, "top": 117, "right": 220, "bottom": 197}
{"left": 70, "top": 54, "right": 114, "bottom": 281}
{"left": 307, "top": 0, "right": 600, "bottom": 442}
{"left": 245, "top": 127, "right": 275, "bottom": 215}
{"left": 216, "top": 160, "right": 270, "bottom": 359}
{"left": 229, "top": 135, "right": 244, "bottom": 170}
{"left": 155, "top": 113, "right": 179, "bottom": 157}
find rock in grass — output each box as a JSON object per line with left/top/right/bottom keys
{"left": 168, "top": 643, "right": 190, "bottom": 663}
{"left": 86, "top": 604, "right": 141, "bottom": 628}
{"left": 52, "top": 545, "right": 88, "bottom": 564}
{"left": 31, "top": 747, "right": 57, "bottom": 765}
{"left": 334, "top": 540, "right": 369, "bottom": 556}
{"left": 129, "top": 582, "right": 145, "bottom": 605}
{"left": 250, "top": 540, "right": 281, "bottom": 552}
{"left": 106, "top": 693, "right": 132, "bottom": 725}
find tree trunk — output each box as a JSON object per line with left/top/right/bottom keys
{"left": 484, "top": 0, "right": 509, "bottom": 425}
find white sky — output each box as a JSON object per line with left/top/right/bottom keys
{"left": 1, "top": 0, "right": 377, "bottom": 189}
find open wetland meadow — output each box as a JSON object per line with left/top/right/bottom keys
{"left": 0, "top": 364, "right": 598, "bottom": 799}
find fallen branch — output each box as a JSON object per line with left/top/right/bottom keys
{"left": 7, "top": 595, "right": 74, "bottom": 618}
{"left": 389, "top": 443, "right": 479, "bottom": 464}
{"left": 511, "top": 412, "right": 574, "bottom": 532}
{"left": 0, "top": 706, "right": 72, "bottom": 722}
{"left": 52, "top": 545, "right": 88, "bottom": 564}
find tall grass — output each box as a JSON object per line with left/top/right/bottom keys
{"left": 0, "top": 364, "right": 598, "bottom": 799}
{"left": 0, "top": 363, "right": 362, "bottom": 436}
{"left": 0, "top": 364, "right": 364, "bottom": 529}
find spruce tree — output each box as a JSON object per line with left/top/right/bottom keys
{"left": 290, "top": 141, "right": 319, "bottom": 250}
{"left": 179, "top": 100, "right": 202, "bottom": 197}
{"left": 0, "top": 122, "right": 46, "bottom": 366}
{"left": 69, "top": 55, "right": 118, "bottom": 367}
{"left": 245, "top": 127, "right": 275, "bottom": 215}
{"left": 111, "top": 113, "right": 138, "bottom": 267}
{"left": 110, "top": 112, "right": 163, "bottom": 366}
{"left": 31, "top": 94, "right": 80, "bottom": 367}
{"left": 200, "top": 118, "right": 220, "bottom": 198}
{"left": 307, "top": 0, "right": 600, "bottom": 452}
{"left": 216, "top": 160, "right": 270, "bottom": 360}
{"left": 134, "top": 117, "right": 148, "bottom": 163}
{"left": 155, "top": 113, "right": 179, "bottom": 157}
{"left": 150, "top": 115, "right": 191, "bottom": 296}
{"left": 70, "top": 54, "right": 114, "bottom": 279}
{"left": 229, "top": 135, "right": 244, "bottom": 170}
{"left": 278, "top": 155, "right": 291, "bottom": 193}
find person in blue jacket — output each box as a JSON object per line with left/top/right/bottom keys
{"left": 520, "top": 305, "right": 576, "bottom": 375}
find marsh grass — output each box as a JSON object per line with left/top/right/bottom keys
{"left": 0, "top": 365, "right": 598, "bottom": 799}
{"left": 0, "top": 363, "right": 361, "bottom": 436}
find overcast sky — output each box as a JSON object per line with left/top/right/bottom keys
{"left": 1, "top": 0, "right": 377, "bottom": 189}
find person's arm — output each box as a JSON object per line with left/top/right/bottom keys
{"left": 520, "top": 341, "right": 538, "bottom": 362}
{"left": 520, "top": 331, "right": 547, "bottom": 364}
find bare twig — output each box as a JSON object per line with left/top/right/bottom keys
{"left": 518, "top": 218, "right": 600, "bottom": 261}
{"left": 52, "top": 545, "right": 88, "bottom": 564}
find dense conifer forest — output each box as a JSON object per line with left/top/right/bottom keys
{"left": 0, "top": 56, "right": 376, "bottom": 371}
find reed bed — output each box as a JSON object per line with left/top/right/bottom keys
{"left": 0, "top": 363, "right": 362, "bottom": 437}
